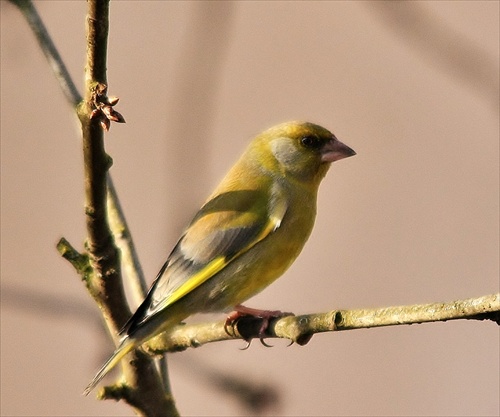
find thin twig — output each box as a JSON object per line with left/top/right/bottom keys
{"left": 107, "top": 177, "right": 172, "bottom": 394}
{"left": 106, "top": 177, "right": 148, "bottom": 303}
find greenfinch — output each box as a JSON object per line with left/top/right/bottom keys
{"left": 84, "top": 121, "right": 355, "bottom": 395}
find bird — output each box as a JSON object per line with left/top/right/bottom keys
{"left": 84, "top": 121, "right": 355, "bottom": 395}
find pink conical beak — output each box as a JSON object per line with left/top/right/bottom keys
{"left": 321, "top": 136, "right": 356, "bottom": 163}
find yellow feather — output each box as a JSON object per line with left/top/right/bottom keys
{"left": 157, "top": 256, "right": 227, "bottom": 309}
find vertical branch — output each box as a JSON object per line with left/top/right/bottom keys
{"left": 78, "top": 0, "right": 129, "bottom": 331}
{"left": 85, "top": 0, "right": 108, "bottom": 88}
{"left": 76, "top": 0, "right": 178, "bottom": 415}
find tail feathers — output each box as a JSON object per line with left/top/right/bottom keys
{"left": 83, "top": 337, "right": 136, "bottom": 396}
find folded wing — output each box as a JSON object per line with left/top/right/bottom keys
{"left": 122, "top": 186, "right": 287, "bottom": 336}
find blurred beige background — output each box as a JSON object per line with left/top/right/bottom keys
{"left": 1, "top": 1, "right": 498, "bottom": 416}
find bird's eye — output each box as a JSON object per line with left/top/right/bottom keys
{"left": 300, "top": 135, "right": 322, "bottom": 149}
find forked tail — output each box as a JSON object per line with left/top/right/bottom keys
{"left": 83, "top": 337, "right": 136, "bottom": 396}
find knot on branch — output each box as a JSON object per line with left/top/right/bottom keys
{"left": 98, "top": 382, "right": 130, "bottom": 402}
{"left": 57, "top": 237, "right": 93, "bottom": 280}
{"left": 272, "top": 312, "right": 338, "bottom": 345}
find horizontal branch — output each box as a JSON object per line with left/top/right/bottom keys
{"left": 144, "top": 293, "right": 500, "bottom": 354}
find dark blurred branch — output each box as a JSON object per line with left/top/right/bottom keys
{"left": 368, "top": 2, "right": 499, "bottom": 109}
{"left": 176, "top": 355, "right": 281, "bottom": 415}
{"left": 8, "top": 0, "right": 81, "bottom": 106}
{"left": 145, "top": 293, "right": 500, "bottom": 353}
{"left": 2, "top": 282, "right": 100, "bottom": 327}
{"left": 163, "top": 2, "right": 235, "bottom": 235}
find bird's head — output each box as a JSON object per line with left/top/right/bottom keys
{"left": 251, "top": 121, "right": 356, "bottom": 184}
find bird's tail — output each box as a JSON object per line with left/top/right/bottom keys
{"left": 83, "top": 337, "right": 136, "bottom": 396}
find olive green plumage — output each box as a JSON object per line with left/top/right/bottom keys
{"left": 84, "top": 121, "right": 355, "bottom": 395}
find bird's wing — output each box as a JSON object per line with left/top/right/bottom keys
{"left": 122, "top": 185, "right": 287, "bottom": 335}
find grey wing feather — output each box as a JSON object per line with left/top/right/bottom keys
{"left": 122, "top": 189, "right": 278, "bottom": 337}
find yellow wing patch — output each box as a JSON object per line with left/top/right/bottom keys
{"left": 158, "top": 256, "right": 227, "bottom": 309}
{"left": 154, "top": 185, "right": 288, "bottom": 312}
{"left": 155, "top": 217, "right": 285, "bottom": 311}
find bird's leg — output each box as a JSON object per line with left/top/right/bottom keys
{"left": 225, "top": 304, "right": 294, "bottom": 346}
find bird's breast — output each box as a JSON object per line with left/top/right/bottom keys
{"left": 198, "top": 189, "right": 317, "bottom": 311}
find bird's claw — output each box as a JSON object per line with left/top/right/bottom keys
{"left": 224, "top": 305, "right": 294, "bottom": 348}
{"left": 239, "top": 340, "right": 252, "bottom": 350}
{"left": 260, "top": 338, "right": 273, "bottom": 348}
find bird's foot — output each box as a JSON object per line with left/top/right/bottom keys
{"left": 224, "top": 304, "right": 294, "bottom": 347}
